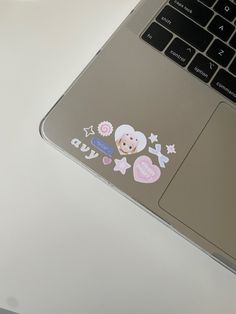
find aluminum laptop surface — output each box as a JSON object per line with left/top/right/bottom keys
{"left": 41, "top": 0, "right": 236, "bottom": 273}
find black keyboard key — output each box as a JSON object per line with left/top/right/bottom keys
{"left": 142, "top": 23, "right": 173, "bottom": 51}
{"left": 208, "top": 15, "right": 235, "bottom": 41}
{"left": 200, "top": 0, "right": 216, "bottom": 7}
{"left": 156, "top": 6, "right": 213, "bottom": 52}
{"left": 165, "top": 38, "right": 195, "bottom": 67}
{"left": 214, "top": 0, "right": 236, "bottom": 21}
{"left": 188, "top": 53, "right": 218, "bottom": 82}
{"left": 211, "top": 69, "right": 236, "bottom": 102}
{"left": 169, "top": 0, "right": 214, "bottom": 26}
{"left": 207, "top": 39, "right": 235, "bottom": 67}
{"left": 230, "top": 33, "right": 236, "bottom": 49}
{"left": 229, "top": 58, "right": 236, "bottom": 75}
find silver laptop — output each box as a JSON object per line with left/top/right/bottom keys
{"left": 40, "top": 0, "right": 236, "bottom": 273}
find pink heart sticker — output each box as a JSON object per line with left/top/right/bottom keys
{"left": 133, "top": 156, "right": 161, "bottom": 184}
{"left": 103, "top": 156, "right": 112, "bottom": 166}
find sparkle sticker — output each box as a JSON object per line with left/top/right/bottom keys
{"left": 91, "top": 136, "right": 114, "bottom": 156}
{"left": 83, "top": 126, "right": 95, "bottom": 138}
{"left": 114, "top": 157, "right": 131, "bottom": 175}
{"left": 115, "top": 124, "right": 147, "bottom": 155}
{"left": 133, "top": 156, "right": 161, "bottom": 184}
{"left": 98, "top": 121, "right": 113, "bottom": 137}
{"left": 166, "top": 144, "right": 176, "bottom": 154}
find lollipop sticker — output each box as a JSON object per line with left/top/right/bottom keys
{"left": 98, "top": 121, "right": 113, "bottom": 137}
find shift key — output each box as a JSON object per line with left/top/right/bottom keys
{"left": 156, "top": 6, "right": 213, "bottom": 52}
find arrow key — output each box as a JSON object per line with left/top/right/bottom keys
{"left": 165, "top": 38, "right": 195, "bottom": 67}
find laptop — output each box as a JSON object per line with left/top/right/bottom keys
{"left": 40, "top": 0, "right": 236, "bottom": 274}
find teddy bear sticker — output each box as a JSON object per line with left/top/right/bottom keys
{"left": 115, "top": 124, "right": 147, "bottom": 156}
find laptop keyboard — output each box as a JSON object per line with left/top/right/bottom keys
{"left": 141, "top": 0, "right": 236, "bottom": 103}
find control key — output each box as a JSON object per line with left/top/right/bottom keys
{"left": 165, "top": 38, "right": 195, "bottom": 67}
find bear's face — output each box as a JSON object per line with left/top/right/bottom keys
{"left": 118, "top": 133, "right": 138, "bottom": 155}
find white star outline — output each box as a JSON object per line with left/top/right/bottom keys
{"left": 83, "top": 125, "right": 95, "bottom": 138}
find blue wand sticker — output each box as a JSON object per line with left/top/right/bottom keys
{"left": 91, "top": 137, "right": 114, "bottom": 157}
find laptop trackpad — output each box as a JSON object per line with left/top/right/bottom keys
{"left": 159, "top": 103, "right": 236, "bottom": 260}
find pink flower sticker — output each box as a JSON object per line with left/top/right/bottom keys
{"left": 98, "top": 121, "right": 113, "bottom": 137}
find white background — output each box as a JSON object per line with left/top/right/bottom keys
{"left": 0, "top": 1, "right": 236, "bottom": 313}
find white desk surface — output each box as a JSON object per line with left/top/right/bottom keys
{"left": 0, "top": 1, "right": 235, "bottom": 313}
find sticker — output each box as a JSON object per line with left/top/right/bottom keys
{"left": 148, "top": 133, "right": 158, "bottom": 144}
{"left": 91, "top": 136, "right": 114, "bottom": 156}
{"left": 98, "top": 121, "right": 113, "bottom": 137}
{"left": 114, "top": 157, "right": 131, "bottom": 175}
{"left": 133, "top": 156, "right": 161, "bottom": 184}
{"left": 71, "top": 138, "right": 99, "bottom": 160}
{"left": 80, "top": 143, "right": 90, "bottom": 152}
{"left": 115, "top": 124, "right": 147, "bottom": 155}
{"left": 71, "top": 138, "right": 81, "bottom": 148}
{"left": 83, "top": 126, "right": 95, "bottom": 138}
{"left": 166, "top": 144, "right": 176, "bottom": 154}
{"left": 85, "top": 150, "right": 99, "bottom": 160}
{"left": 103, "top": 156, "right": 112, "bottom": 165}
{"left": 148, "top": 144, "right": 169, "bottom": 168}
{"left": 73, "top": 121, "right": 177, "bottom": 185}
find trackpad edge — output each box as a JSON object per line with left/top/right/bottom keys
{"left": 159, "top": 103, "right": 236, "bottom": 260}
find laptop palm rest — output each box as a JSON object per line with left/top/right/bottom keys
{"left": 159, "top": 103, "right": 236, "bottom": 261}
